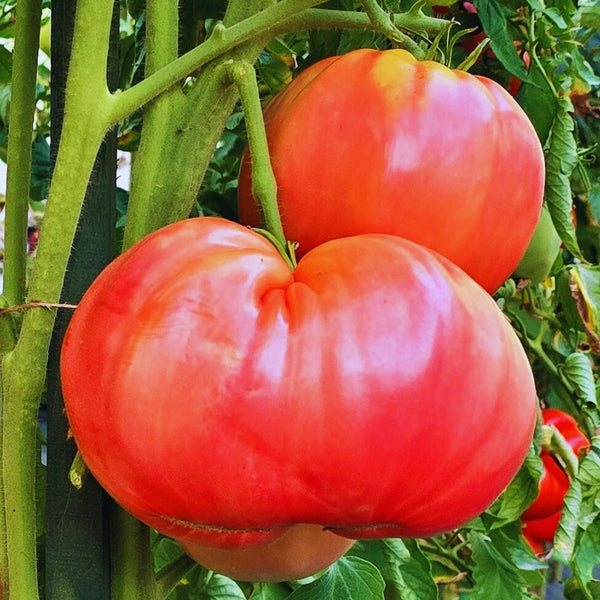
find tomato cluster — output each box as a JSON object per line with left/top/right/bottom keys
{"left": 61, "top": 49, "right": 542, "bottom": 582}
{"left": 521, "top": 409, "right": 589, "bottom": 552}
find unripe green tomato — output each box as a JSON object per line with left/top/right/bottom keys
{"left": 513, "top": 206, "right": 561, "bottom": 284}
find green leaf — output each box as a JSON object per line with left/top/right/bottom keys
{"left": 515, "top": 56, "right": 558, "bottom": 144}
{"left": 562, "top": 264, "right": 600, "bottom": 354}
{"left": 30, "top": 133, "right": 50, "bottom": 202}
{"left": 580, "top": 4, "right": 600, "bottom": 29}
{"left": 170, "top": 570, "right": 246, "bottom": 600}
{"left": 287, "top": 557, "right": 385, "bottom": 600}
{"left": 564, "top": 577, "right": 600, "bottom": 600}
{"left": 554, "top": 437, "right": 600, "bottom": 564}
{"left": 478, "top": 523, "right": 546, "bottom": 590}
{"left": 0, "top": 44, "right": 12, "bottom": 84}
{"left": 542, "top": 7, "right": 568, "bottom": 30}
{"left": 249, "top": 582, "right": 290, "bottom": 600}
{"left": 569, "top": 518, "right": 600, "bottom": 596}
{"left": 571, "top": 51, "right": 600, "bottom": 89}
{"left": 257, "top": 40, "right": 296, "bottom": 96}
{"left": 380, "top": 539, "right": 438, "bottom": 600}
{"left": 304, "top": 29, "right": 342, "bottom": 68}
{"left": 486, "top": 449, "right": 544, "bottom": 526}
{"left": 349, "top": 538, "right": 437, "bottom": 600}
{"left": 472, "top": 0, "right": 530, "bottom": 82}
{"left": 544, "top": 96, "right": 581, "bottom": 259}
{"left": 200, "top": 573, "right": 247, "bottom": 600}
{"left": 470, "top": 532, "right": 536, "bottom": 600}
{"left": 561, "top": 353, "right": 597, "bottom": 407}
{"left": 126, "top": 0, "right": 145, "bottom": 19}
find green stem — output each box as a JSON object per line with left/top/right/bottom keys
{"left": 229, "top": 61, "right": 286, "bottom": 247}
{"left": 279, "top": 7, "right": 446, "bottom": 36}
{"left": 110, "top": 508, "right": 160, "bottom": 600}
{"left": 1, "top": 1, "right": 115, "bottom": 598}
{"left": 426, "top": 536, "right": 472, "bottom": 578}
{"left": 0, "top": 2, "right": 42, "bottom": 594}
{"left": 3, "top": 0, "right": 42, "bottom": 307}
{"left": 122, "top": 66, "right": 234, "bottom": 247}
{"left": 155, "top": 554, "right": 197, "bottom": 599}
{"left": 123, "top": 0, "right": 278, "bottom": 247}
{"left": 145, "top": 0, "right": 179, "bottom": 73}
{"left": 110, "top": 0, "right": 329, "bottom": 122}
{"left": 120, "top": 4, "right": 445, "bottom": 247}
{"left": 505, "top": 307, "right": 578, "bottom": 411}
{"left": 543, "top": 424, "right": 580, "bottom": 481}
{"left": 360, "top": 0, "right": 424, "bottom": 57}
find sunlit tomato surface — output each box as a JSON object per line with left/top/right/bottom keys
{"left": 61, "top": 217, "right": 537, "bottom": 581}
{"left": 237, "top": 48, "right": 545, "bottom": 293}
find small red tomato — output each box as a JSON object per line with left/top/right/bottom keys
{"left": 523, "top": 510, "right": 561, "bottom": 547}
{"left": 522, "top": 408, "right": 589, "bottom": 533}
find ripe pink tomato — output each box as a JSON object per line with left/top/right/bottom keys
{"left": 61, "top": 217, "right": 536, "bottom": 581}
{"left": 237, "top": 48, "right": 544, "bottom": 293}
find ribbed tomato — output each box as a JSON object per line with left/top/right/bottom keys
{"left": 237, "top": 48, "right": 544, "bottom": 293}
{"left": 60, "top": 217, "right": 536, "bottom": 581}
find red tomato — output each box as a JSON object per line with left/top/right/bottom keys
{"left": 521, "top": 453, "right": 569, "bottom": 520}
{"left": 237, "top": 48, "right": 544, "bottom": 293}
{"left": 61, "top": 217, "right": 536, "bottom": 580}
{"left": 522, "top": 511, "right": 561, "bottom": 547}
{"left": 522, "top": 409, "right": 589, "bottom": 521}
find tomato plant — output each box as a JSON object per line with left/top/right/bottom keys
{"left": 237, "top": 47, "right": 545, "bottom": 293}
{"left": 60, "top": 216, "right": 536, "bottom": 581}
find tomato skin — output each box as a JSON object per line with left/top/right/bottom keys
{"left": 61, "top": 217, "right": 536, "bottom": 576}
{"left": 237, "top": 48, "right": 545, "bottom": 293}
{"left": 523, "top": 511, "right": 561, "bottom": 546}
{"left": 179, "top": 524, "right": 355, "bottom": 582}
{"left": 521, "top": 409, "right": 589, "bottom": 538}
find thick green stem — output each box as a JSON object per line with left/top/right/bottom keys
{"left": 110, "top": 0, "right": 330, "bottom": 123}
{"left": 360, "top": 0, "right": 424, "bottom": 57}
{"left": 110, "top": 509, "right": 161, "bottom": 600}
{"left": 1, "top": 1, "right": 114, "bottom": 598}
{"left": 230, "top": 61, "right": 285, "bottom": 247}
{"left": 122, "top": 67, "right": 235, "bottom": 247}
{"left": 123, "top": 0, "right": 280, "bottom": 247}
{"left": 155, "top": 554, "right": 197, "bottom": 598}
{"left": 0, "top": 1, "right": 42, "bottom": 594}
{"left": 3, "top": 0, "right": 42, "bottom": 307}
{"left": 279, "top": 8, "right": 446, "bottom": 36}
